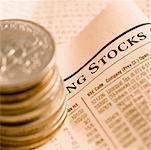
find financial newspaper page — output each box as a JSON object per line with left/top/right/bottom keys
{"left": 0, "top": 0, "right": 151, "bottom": 150}
{"left": 41, "top": 0, "right": 151, "bottom": 150}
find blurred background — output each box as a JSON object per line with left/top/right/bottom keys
{"left": 0, "top": 0, "right": 150, "bottom": 45}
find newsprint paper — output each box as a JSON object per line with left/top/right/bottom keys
{"left": 41, "top": 0, "right": 151, "bottom": 150}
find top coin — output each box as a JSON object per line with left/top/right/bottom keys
{"left": 0, "top": 19, "right": 55, "bottom": 93}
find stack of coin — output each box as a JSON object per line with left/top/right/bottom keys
{"left": 0, "top": 19, "right": 67, "bottom": 150}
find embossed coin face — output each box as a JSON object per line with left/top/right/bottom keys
{"left": 0, "top": 19, "right": 55, "bottom": 93}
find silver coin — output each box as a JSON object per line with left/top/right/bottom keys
{"left": 0, "top": 19, "right": 55, "bottom": 93}
{"left": 0, "top": 65, "right": 56, "bottom": 103}
{"left": 0, "top": 100, "right": 67, "bottom": 147}
{"left": 0, "top": 77, "right": 65, "bottom": 124}
{"left": 0, "top": 68, "right": 59, "bottom": 114}
{"left": 0, "top": 116, "right": 66, "bottom": 150}
{"left": 0, "top": 94, "right": 66, "bottom": 137}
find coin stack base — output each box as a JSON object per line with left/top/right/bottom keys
{"left": 0, "top": 19, "right": 67, "bottom": 150}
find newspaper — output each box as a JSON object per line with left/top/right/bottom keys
{"left": 41, "top": 0, "right": 151, "bottom": 150}
{"left": 0, "top": 0, "right": 151, "bottom": 150}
